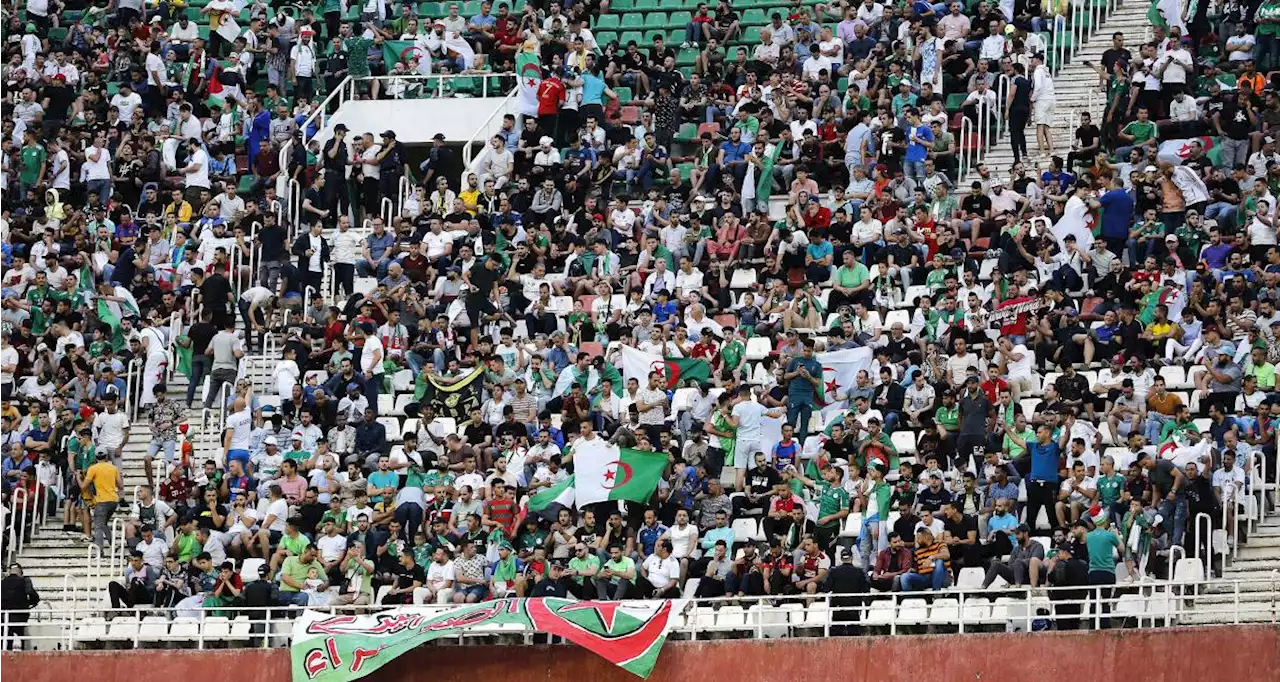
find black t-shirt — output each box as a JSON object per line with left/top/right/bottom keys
{"left": 323, "top": 137, "right": 347, "bottom": 170}
{"left": 1100, "top": 47, "right": 1132, "bottom": 73}
{"left": 391, "top": 563, "right": 427, "bottom": 590}
{"left": 823, "top": 435, "right": 856, "bottom": 462}
{"left": 943, "top": 513, "right": 981, "bottom": 564}
{"left": 1207, "top": 177, "right": 1241, "bottom": 205}
{"left": 462, "top": 422, "right": 492, "bottom": 447}
{"left": 200, "top": 273, "right": 232, "bottom": 312}
{"left": 575, "top": 524, "right": 600, "bottom": 547}
{"left": 1010, "top": 75, "right": 1031, "bottom": 110}
{"left": 196, "top": 504, "right": 228, "bottom": 530}
{"left": 747, "top": 466, "right": 781, "bottom": 495}
{"left": 961, "top": 194, "right": 992, "bottom": 217}
{"left": 1218, "top": 101, "right": 1254, "bottom": 140}
{"left": 494, "top": 420, "right": 527, "bottom": 443}
{"left": 917, "top": 486, "right": 953, "bottom": 512}
{"left": 1075, "top": 124, "right": 1100, "bottom": 149}
{"left": 467, "top": 262, "right": 500, "bottom": 298}
{"left": 958, "top": 393, "right": 991, "bottom": 436}
{"left": 42, "top": 85, "right": 75, "bottom": 120}
{"left": 258, "top": 224, "right": 288, "bottom": 262}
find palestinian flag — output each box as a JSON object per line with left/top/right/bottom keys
{"left": 573, "top": 440, "right": 667, "bottom": 508}
{"left": 527, "top": 474, "right": 575, "bottom": 513}
{"left": 416, "top": 367, "right": 484, "bottom": 420}
{"left": 617, "top": 345, "right": 711, "bottom": 390}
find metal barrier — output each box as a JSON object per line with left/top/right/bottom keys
{"left": 397, "top": 175, "right": 411, "bottom": 220}
{"left": 1192, "top": 512, "right": 1213, "bottom": 576}
{"left": 165, "top": 312, "right": 183, "bottom": 382}
{"left": 287, "top": 179, "right": 303, "bottom": 237}
{"left": 1, "top": 577, "right": 1276, "bottom": 651}
{"left": 996, "top": 73, "right": 1010, "bottom": 141}
{"left": 958, "top": 115, "right": 974, "bottom": 178}
{"left": 125, "top": 357, "right": 144, "bottom": 423}
{"left": 381, "top": 196, "right": 395, "bottom": 226}
{"left": 5, "top": 487, "right": 29, "bottom": 565}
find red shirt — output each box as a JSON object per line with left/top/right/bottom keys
{"left": 998, "top": 295, "right": 1035, "bottom": 336}
{"left": 980, "top": 378, "right": 1008, "bottom": 403}
{"left": 802, "top": 206, "right": 832, "bottom": 229}
{"left": 536, "top": 77, "right": 566, "bottom": 116}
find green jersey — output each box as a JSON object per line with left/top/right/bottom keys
{"left": 1085, "top": 528, "right": 1123, "bottom": 573}
{"left": 1258, "top": 1, "right": 1280, "bottom": 35}
{"left": 20, "top": 145, "right": 45, "bottom": 185}
{"left": 935, "top": 405, "right": 959, "bottom": 430}
{"left": 1096, "top": 473, "right": 1126, "bottom": 506}
{"left": 344, "top": 37, "right": 374, "bottom": 77}
{"left": 814, "top": 481, "right": 849, "bottom": 529}
{"left": 567, "top": 554, "right": 600, "bottom": 585}
{"left": 602, "top": 556, "right": 635, "bottom": 584}
{"left": 1121, "top": 120, "right": 1157, "bottom": 145}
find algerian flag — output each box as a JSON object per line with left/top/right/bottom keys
{"left": 755, "top": 138, "right": 783, "bottom": 200}
{"left": 527, "top": 474, "right": 575, "bottom": 512}
{"left": 617, "top": 345, "right": 712, "bottom": 390}
{"left": 813, "top": 346, "right": 874, "bottom": 408}
{"left": 97, "top": 299, "right": 128, "bottom": 353}
{"left": 515, "top": 50, "right": 542, "bottom": 116}
{"left": 572, "top": 439, "right": 666, "bottom": 507}
{"left": 175, "top": 336, "right": 194, "bottom": 379}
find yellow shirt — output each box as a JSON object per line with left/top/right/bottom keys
{"left": 1148, "top": 321, "right": 1175, "bottom": 340}
{"left": 459, "top": 189, "right": 481, "bottom": 215}
{"left": 84, "top": 461, "right": 121, "bottom": 504}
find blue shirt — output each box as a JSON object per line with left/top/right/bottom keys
{"left": 904, "top": 124, "right": 933, "bottom": 162}
{"left": 1028, "top": 441, "right": 1061, "bottom": 483}
{"left": 988, "top": 511, "right": 1018, "bottom": 537}
{"left": 637, "top": 522, "right": 667, "bottom": 555}
{"left": 785, "top": 356, "right": 823, "bottom": 401}
{"left": 987, "top": 480, "right": 1020, "bottom": 502}
{"left": 367, "top": 471, "right": 399, "bottom": 503}
{"left": 1097, "top": 188, "right": 1135, "bottom": 239}
{"left": 1201, "top": 242, "right": 1232, "bottom": 269}
{"left": 719, "top": 141, "right": 750, "bottom": 163}
{"left": 806, "top": 240, "right": 833, "bottom": 263}
{"left": 581, "top": 73, "right": 607, "bottom": 106}
{"left": 365, "top": 232, "right": 395, "bottom": 261}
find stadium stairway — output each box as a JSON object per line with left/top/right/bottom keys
{"left": 970, "top": 0, "right": 1153, "bottom": 180}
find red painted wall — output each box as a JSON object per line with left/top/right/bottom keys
{"left": 5, "top": 626, "right": 1279, "bottom": 682}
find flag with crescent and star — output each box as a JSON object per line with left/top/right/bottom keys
{"left": 515, "top": 50, "right": 542, "bottom": 116}
{"left": 290, "top": 598, "right": 683, "bottom": 682}
{"left": 570, "top": 439, "right": 668, "bottom": 508}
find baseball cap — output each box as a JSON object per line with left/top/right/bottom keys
{"left": 1112, "top": 353, "right": 1125, "bottom": 364}
{"left": 264, "top": 436, "right": 278, "bottom": 446}
{"left": 1143, "top": 165, "right": 1158, "bottom": 173}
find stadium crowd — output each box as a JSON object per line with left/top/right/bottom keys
{"left": 0, "top": 0, "right": 1278, "bottom": 635}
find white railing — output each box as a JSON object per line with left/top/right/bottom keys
{"left": 380, "top": 196, "right": 395, "bottom": 226}
{"left": 1192, "top": 511, "right": 1213, "bottom": 576}
{"left": 397, "top": 175, "right": 411, "bottom": 219}
{"left": 165, "top": 312, "right": 183, "bottom": 383}
{"left": 1, "top": 577, "right": 1276, "bottom": 651}
{"left": 958, "top": 115, "right": 974, "bottom": 178}
{"left": 996, "top": 74, "right": 1009, "bottom": 141}
{"left": 125, "top": 357, "right": 144, "bottom": 423}
{"left": 3, "top": 486, "right": 45, "bottom": 565}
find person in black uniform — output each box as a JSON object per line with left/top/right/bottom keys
{"left": 530, "top": 561, "right": 570, "bottom": 597}
{"left": 1006, "top": 62, "right": 1032, "bottom": 164}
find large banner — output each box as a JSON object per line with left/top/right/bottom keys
{"left": 292, "top": 599, "right": 682, "bottom": 682}
{"left": 414, "top": 366, "right": 484, "bottom": 420}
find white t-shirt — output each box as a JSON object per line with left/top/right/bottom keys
{"left": 49, "top": 149, "right": 71, "bottom": 190}
{"left": 111, "top": 92, "right": 142, "bottom": 122}
{"left": 361, "top": 335, "right": 385, "bottom": 376}
{"left": 93, "top": 410, "right": 130, "bottom": 450}
{"left": 82, "top": 146, "right": 111, "bottom": 181}
{"left": 641, "top": 555, "right": 681, "bottom": 589}
{"left": 666, "top": 523, "right": 696, "bottom": 558}
{"left": 316, "top": 533, "right": 348, "bottom": 562}
{"left": 265, "top": 498, "right": 289, "bottom": 532}
{"left": 225, "top": 408, "right": 253, "bottom": 451}
{"left": 426, "top": 560, "right": 456, "bottom": 590}
{"left": 1059, "top": 476, "right": 1097, "bottom": 505}
{"left": 185, "top": 148, "right": 211, "bottom": 189}
{"left": 1007, "top": 344, "right": 1034, "bottom": 380}
{"left": 422, "top": 232, "right": 450, "bottom": 259}
{"left": 290, "top": 42, "right": 317, "bottom": 77}
{"left": 145, "top": 52, "right": 166, "bottom": 84}
{"left": 731, "top": 400, "right": 766, "bottom": 441}
{"left": 1, "top": 346, "right": 20, "bottom": 388}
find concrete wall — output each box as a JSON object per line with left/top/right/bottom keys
{"left": 312, "top": 97, "right": 518, "bottom": 147}
{"left": 6, "top": 626, "right": 1279, "bottom": 682}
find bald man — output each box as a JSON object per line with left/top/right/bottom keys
{"left": 223, "top": 397, "right": 254, "bottom": 470}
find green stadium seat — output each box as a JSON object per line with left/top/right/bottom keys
{"left": 621, "top": 13, "right": 644, "bottom": 27}
{"left": 675, "top": 122, "right": 699, "bottom": 142}
{"left": 48, "top": 27, "right": 68, "bottom": 44}
{"left": 677, "top": 65, "right": 693, "bottom": 78}
{"left": 613, "top": 0, "right": 635, "bottom": 9}
{"left": 643, "top": 29, "right": 667, "bottom": 43}
{"left": 596, "top": 31, "right": 619, "bottom": 45}
{"left": 614, "top": 86, "right": 633, "bottom": 102}
{"left": 668, "top": 11, "right": 692, "bottom": 28}
{"left": 237, "top": 175, "right": 256, "bottom": 195}
{"left": 660, "top": 0, "right": 683, "bottom": 9}
{"left": 676, "top": 46, "right": 698, "bottom": 65}
{"left": 742, "top": 8, "right": 766, "bottom": 24}
{"left": 634, "top": 0, "right": 659, "bottom": 10}
{"left": 644, "top": 12, "right": 668, "bottom": 28}
{"left": 464, "top": 0, "right": 482, "bottom": 13}
{"left": 619, "top": 30, "right": 643, "bottom": 45}
{"left": 420, "top": 2, "right": 442, "bottom": 16}
{"left": 945, "top": 92, "right": 966, "bottom": 112}
{"left": 740, "top": 25, "right": 761, "bottom": 42}
{"left": 595, "top": 14, "right": 621, "bottom": 29}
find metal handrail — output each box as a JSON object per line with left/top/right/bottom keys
{"left": 5, "top": 487, "right": 28, "bottom": 565}
{"left": 1193, "top": 511, "right": 1213, "bottom": 575}
{"left": 1, "top": 577, "right": 1277, "bottom": 651}
{"left": 125, "top": 357, "right": 144, "bottom": 423}
{"left": 958, "top": 115, "right": 974, "bottom": 179}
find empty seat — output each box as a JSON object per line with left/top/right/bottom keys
{"left": 1158, "top": 365, "right": 1188, "bottom": 389}
{"left": 239, "top": 558, "right": 266, "bottom": 583}
{"left": 378, "top": 417, "right": 402, "bottom": 442}
{"left": 104, "top": 617, "right": 140, "bottom": 644}
{"left": 377, "top": 394, "right": 395, "bottom": 415}
{"left": 76, "top": 617, "right": 109, "bottom": 645}
{"left": 1115, "top": 593, "right": 1145, "bottom": 620}
{"left": 929, "top": 598, "right": 960, "bottom": 625}
{"left": 896, "top": 598, "right": 930, "bottom": 625}
{"left": 168, "top": 618, "right": 200, "bottom": 642}
{"left": 839, "top": 512, "right": 864, "bottom": 538}
{"left": 863, "top": 600, "right": 895, "bottom": 626}
{"left": 745, "top": 337, "right": 772, "bottom": 361}
{"left": 956, "top": 566, "right": 985, "bottom": 590}
{"left": 1173, "top": 557, "right": 1206, "bottom": 583}
{"left": 732, "top": 517, "right": 761, "bottom": 544}
{"left": 716, "top": 605, "right": 748, "bottom": 631}
{"left": 137, "top": 616, "right": 170, "bottom": 644}
{"left": 202, "top": 617, "right": 232, "bottom": 642}
{"left": 891, "top": 430, "right": 917, "bottom": 454}
{"left": 960, "top": 597, "right": 991, "bottom": 624}
{"left": 803, "top": 604, "right": 830, "bottom": 626}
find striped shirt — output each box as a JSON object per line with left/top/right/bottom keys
{"left": 913, "top": 542, "right": 949, "bottom": 574}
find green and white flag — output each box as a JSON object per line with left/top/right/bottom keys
{"left": 292, "top": 599, "right": 682, "bottom": 682}
{"left": 527, "top": 473, "right": 576, "bottom": 511}
{"left": 572, "top": 439, "right": 666, "bottom": 508}
{"left": 515, "top": 50, "right": 542, "bottom": 116}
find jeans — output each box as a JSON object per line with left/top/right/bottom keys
{"left": 395, "top": 502, "right": 424, "bottom": 540}
{"left": 1219, "top": 137, "right": 1250, "bottom": 169}
{"left": 1256, "top": 33, "right": 1280, "bottom": 72}
{"left": 185, "top": 354, "right": 210, "bottom": 407}
{"left": 356, "top": 257, "right": 392, "bottom": 279}
{"left": 206, "top": 367, "right": 239, "bottom": 409}
{"left": 1088, "top": 569, "right": 1116, "bottom": 627}
{"left": 904, "top": 160, "right": 926, "bottom": 182}
{"left": 86, "top": 179, "right": 112, "bottom": 207}
{"left": 1145, "top": 413, "right": 1170, "bottom": 444}
{"left": 1159, "top": 492, "right": 1188, "bottom": 547}
{"left": 92, "top": 501, "right": 118, "bottom": 549}
{"left": 407, "top": 349, "right": 446, "bottom": 375}
{"left": 364, "top": 373, "right": 381, "bottom": 416}
{"left": 787, "top": 399, "right": 814, "bottom": 443}
{"left": 147, "top": 438, "right": 177, "bottom": 463}
{"left": 277, "top": 591, "right": 310, "bottom": 607}
{"left": 1203, "top": 201, "right": 1235, "bottom": 225}
{"left": 900, "top": 561, "right": 948, "bottom": 591}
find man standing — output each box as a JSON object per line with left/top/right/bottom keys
{"left": 1030, "top": 53, "right": 1056, "bottom": 159}
{"left": 358, "top": 322, "right": 384, "bottom": 416}
{"left": 206, "top": 318, "right": 244, "bottom": 410}
{"left": 80, "top": 451, "right": 123, "bottom": 551}
{"left": 956, "top": 375, "right": 992, "bottom": 469}
{"left": 144, "top": 386, "right": 185, "bottom": 488}
{"left": 783, "top": 339, "right": 823, "bottom": 443}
